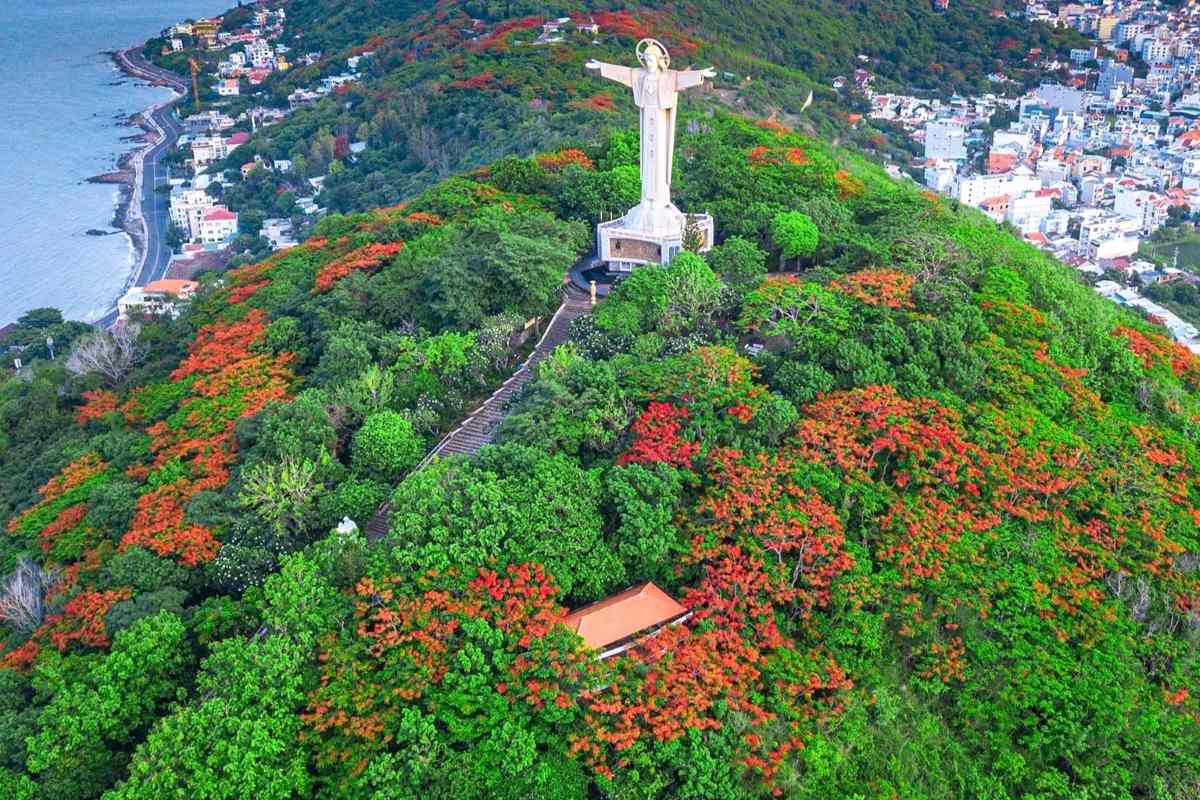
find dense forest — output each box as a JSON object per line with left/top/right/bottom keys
{"left": 1, "top": 107, "right": 1198, "bottom": 798}
{"left": 276, "top": 0, "right": 1087, "bottom": 92}
{"left": 179, "top": 0, "right": 1085, "bottom": 223}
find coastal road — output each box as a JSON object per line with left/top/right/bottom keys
{"left": 97, "top": 47, "right": 190, "bottom": 327}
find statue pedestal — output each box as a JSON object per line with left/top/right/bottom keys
{"left": 596, "top": 202, "right": 713, "bottom": 272}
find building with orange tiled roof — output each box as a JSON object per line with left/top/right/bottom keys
{"left": 980, "top": 194, "right": 1011, "bottom": 222}
{"left": 142, "top": 279, "right": 198, "bottom": 299}
{"left": 565, "top": 582, "right": 690, "bottom": 659}
{"left": 117, "top": 279, "right": 200, "bottom": 321}
{"left": 988, "top": 151, "right": 1018, "bottom": 174}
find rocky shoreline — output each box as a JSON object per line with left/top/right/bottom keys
{"left": 86, "top": 94, "right": 151, "bottom": 281}
{"left": 85, "top": 48, "right": 187, "bottom": 319}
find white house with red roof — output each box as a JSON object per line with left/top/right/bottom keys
{"left": 225, "top": 131, "right": 250, "bottom": 150}
{"left": 199, "top": 207, "right": 239, "bottom": 244}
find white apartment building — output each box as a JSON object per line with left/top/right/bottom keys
{"left": 1090, "top": 236, "right": 1141, "bottom": 260}
{"left": 956, "top": 168, "right": 1041, "bottom": 208}
{"left": 246, "top": 39, "right": 274, "bottom": 68}
{"left": 1031, "top": 84, "right": 1086, "bottom": 114}
{"left": 191, "top": 135, "right": 228, "bottom": 168}
{"left": 1143, "top": 39, "right": 1172, "bottom": 64}
{"left": 1114, "top": 188, "right": 1169, "bottom": 233}
{"left": 168, "top": 188, "right": 216, "bottom": 239}
{"left": 924, "top": 160, "right": 957, "bottom": 193}
{"left": 1006, "top": 193, "right": 1054, "bottom": 233}
{"left": 994, "top": 129, "right": 1035, "bottom": 154}
{"left": 1037, "top": 157, "right": 1070, "bottom": 185}
{"left": 1078, "top": 211, "right": 1141, "bottom": 258}
{"left": 925, "top": 119, "right": 967, "bottom": 161}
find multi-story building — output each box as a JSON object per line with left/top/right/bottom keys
{"left": 190, "top": 134, "right": 228, "bottom": 169}
{"left": 117, "top": 279, "right": 199, "bottom": 320}
{"left": 246, "top": 39, "right": 274, "bottom": 68}
{"left": 1006, "top": 192, "right": 1054, "bottom": 232}
{"left": 1114, "top": 187, "right": 1170, "bottom": 233}
{"left": 168, "top": 188, "right": 216, "bottom": 239}
{"left": 192, "top": 18, "right": 221, "bottom": 47}
{"left": 199, "top": 207, "right": 239, "bottom": 244}
{"left": 1098, "top": 62, "right": 1135, "bottom": 95}
{"left": 955, "top": 168, "right": 1041, "bottom": 208}
{"left": 924, "top": 119, "right": 967, "bottom": 161}
{"left": 1143, "top": 39, "right": 1173, "bottom": 64}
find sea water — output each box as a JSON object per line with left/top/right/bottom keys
{"left": 0, "top": 0, "right": 230, "bottom": 325}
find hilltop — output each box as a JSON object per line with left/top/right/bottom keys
{"left": 0, "top": 105, "right": 1198, "bottom": 798}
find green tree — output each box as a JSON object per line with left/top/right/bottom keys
{"left": 25, "top": 613, "right": 190, "bottom": 800}
{"left": 605, "top": 463, "right": 685, "bottom": 583}
{"left": 386, "top": 444, "right": 623, "bottom": 600}
{"left": 707, "top": 236, "right": 768, "bottom": 289}
{"left": 770, "top": 210, "right": 819, "bottom": 269}
{"left": 108, "top": 636, "right": 310, "bottom": 800}
{"left": 237, "top": 457, "right": 321, "bottom": 541}
{"left": 499, "top": 346, "right": 632, "bottom": 458}
{"left": 662, "top": 252, "right": 722, "bottom": 334}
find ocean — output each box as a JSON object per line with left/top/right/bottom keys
{"left": 0, "top": 0, "right": 230, "bottom": 326}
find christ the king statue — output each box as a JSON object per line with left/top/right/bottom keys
{"left": 587, "top": 40, "right": 716, "bottom": 269}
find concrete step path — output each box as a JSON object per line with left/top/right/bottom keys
{"left": 365, "top": 287, "right": 592, "bottom": 542}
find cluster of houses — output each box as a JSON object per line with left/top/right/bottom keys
{"left": 151, "top": 3, "right": 353, "bottom": 265}
{"left": 286, "top": 52, "right": 371, "bottom": 109}
{"left": 869, "top": 1, "right": 1200, "bottom": 352}
{"left": 163, "top": 7, "right": 290, "bottom": 95}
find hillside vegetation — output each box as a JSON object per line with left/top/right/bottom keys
{"left": 189, "top": 0, "right": 1085, "bottom": 223}
{"left": 0, "top": 109, "right": 1197, "bottom": 798}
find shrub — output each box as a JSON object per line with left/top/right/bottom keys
{"left": 104, "top": 588, "right": 188, "bottom": 638}
{"left": 318, "top": 475, "right": 389, "bottom": 526}
{"left": 98, "top": 548, "right": 193, "bottom": 595}
{"left": 351, "top": 411, "right": 423, "bottom": 482}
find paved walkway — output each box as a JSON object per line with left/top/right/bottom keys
{"left": 365, "top": 286, "right": 592, "bottom": 541}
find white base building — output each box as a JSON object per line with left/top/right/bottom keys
{"left": 597, "top": 204, "right": 713, "bottom": 272}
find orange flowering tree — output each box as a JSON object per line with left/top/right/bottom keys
{"left": 312, "top": 242, "right": 405, "bottom": 293}
{"left": 303, "top": 564, "right": 596, "bottom": 796}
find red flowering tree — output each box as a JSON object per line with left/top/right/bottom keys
{"left": 312, "top": 242, "right": 405, "bottom": 293}
{"left": 617, "top": 403, "right": 699, "bottom": 468}
{"left": 831, "top": 269, "right": 916, "bottom": 309}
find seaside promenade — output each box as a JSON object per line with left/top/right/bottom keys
{"left": 97, "top": 48, "right": 190, "bottom": 327}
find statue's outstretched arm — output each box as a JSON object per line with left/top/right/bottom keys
{"left": 586, "top": 60, "right": 636, "bottom": 88}
{"left": 677, "top": 67, "right": 717, "bottom": 90}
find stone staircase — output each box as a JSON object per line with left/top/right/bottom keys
{"left": 364, "top": 287, "right": 592, "bottom": 542}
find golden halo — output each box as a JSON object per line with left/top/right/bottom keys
{"left": 636, "top": 38, "right": 670, "bottom": 69}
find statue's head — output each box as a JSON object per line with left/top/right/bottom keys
{"left": 636, "top": 38, "right": 670, "bottom": 72}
